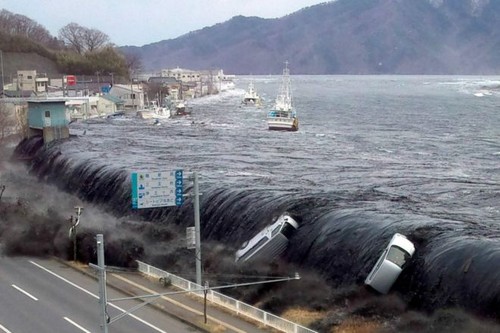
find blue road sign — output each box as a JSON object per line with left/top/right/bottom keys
{"left": 131, "top": 169, "right": 183, "bottom": 209}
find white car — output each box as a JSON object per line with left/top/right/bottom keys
{"left": 364, "top": 233, "right": 415, "bottom": 294}
{"left": 235, "top": 214, "right": 299, "bottom": 263}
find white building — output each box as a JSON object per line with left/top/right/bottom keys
{"left": 161, "top": 67, "right": 200, "bottom": 83}
{"left": 109, "top": 84, "right": 145, "bottom": 110}
{"left": 12, "top": 70, "right": 49, "bottom": 93}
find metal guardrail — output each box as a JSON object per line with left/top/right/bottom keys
{"left": 136, "top": 261, "right": 317, "bottom": 333}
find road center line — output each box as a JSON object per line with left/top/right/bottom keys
{"left": 29, "top": 260, "right": 169, "bottom": 333}
{"left": 12, "top": 284, "right": 38, "bottom": 301}
{"left": 63, "top": 317, "right": 91, "bottom": 333}
{"left": 0, "top": 323, "right": 13, "bottom": 333}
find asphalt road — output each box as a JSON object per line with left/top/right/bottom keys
{"left": 0, "top": 256, "right": 202, "bottom": 333}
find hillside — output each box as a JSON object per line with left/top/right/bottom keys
{"left": 1, "top": 52, "right": 62, "bottom": 80}
{"left": 120, "top": 0, "right": 500, "bottom": 74}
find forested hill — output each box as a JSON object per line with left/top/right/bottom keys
{"left": 120, "top": 0, "right": 500, "bottom": 74}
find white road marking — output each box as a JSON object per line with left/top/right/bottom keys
{"left": 29, "top": 260, "right": 169, "bottom": 333}
{"left": 64, "top": 317, "right": 91, "bottom": 333}
{"left": 0, "top": 324, "right": 12, "bottom": 333}
{"left": 11, "top": 284, "right": 38, "bottom": 301}
{"left": 112, "top": 274, "right": 247, "bottom": 333}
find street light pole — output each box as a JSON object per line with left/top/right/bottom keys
{"left": 96, "top": 234, "right": 109, "bottom": 333}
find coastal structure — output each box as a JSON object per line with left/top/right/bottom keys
{"left": 27, "top": 99, "right": 69, "bottom": 143}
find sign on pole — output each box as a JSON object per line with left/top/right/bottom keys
{"left": 131, "top": 170, "right": 183, "bottom": 209}
{"left": 186, "top": 226, "right": 196, "bottom": 249}
{"left": 65, "top": 75, "right": 77, "bottom": 86}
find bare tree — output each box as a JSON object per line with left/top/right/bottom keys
{"left": 58, "top": 23, "right": 85, "bottom": 54}
{"left": 83, "top": 28, "right": 109, "bottom": 52}
{"left": 125, "top": 53, "right": 143, "bottom": 79}
{"left": 0, "top": 9, "right": 53, "bottom": 44}
{"left": 59, "top": 23, "right": 110, "bottom": 54}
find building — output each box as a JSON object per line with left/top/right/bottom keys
{"left": 97, "top": 94, "right": 124, "bottom": 115}
{"left": 109, "top": 84, "right": 145, "bottom": 110}
{"left": 13, "top": 70, "right": 49, "bottom": 93}
{"left": 159, "top": 67, "right": 235, "bottom": 96}
{"left": 160, "top": 67, "right": 200, "bottom": 83}
{"left": 27, "top": 100, "right": 69, "bottom": 144}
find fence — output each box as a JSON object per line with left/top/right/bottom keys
{"left": 136, "top": 261, "right": 317, "bottom": 333}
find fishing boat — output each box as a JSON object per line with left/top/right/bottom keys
{"left": 168, "top": 86, "right": 191, "bottom": 116}
{"left": 136, "top": 100, "right": 171, "bottom": 120}
{"left": 266, "top": 61, "right": 298, "bottom": 131}
{"left": 242, "top": 81, "right": 261, "bottom": 106}
{"left": 235, "top": 213, "right": 299, "bottom": 263}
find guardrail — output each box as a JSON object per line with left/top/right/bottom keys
{"left": 136, "top": 261, "right": 317, "bottom": 333}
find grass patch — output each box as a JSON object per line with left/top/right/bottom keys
{"left": 332, "top": 316, "right": 384, "bottom": 333}
{"left": 281, "top": 307, "right": 326, "bottom": 327}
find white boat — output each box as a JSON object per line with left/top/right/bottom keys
{"left": 235, "top": 214, "right": 299, "bottom": 263}
{"left": 136, "top": 101, "right": 171, "bottom": 120}
{"left": 267, "top": 61, "right": 298, "bottom": 131}
{"left": 220, "top": 79, "right": 236, "bottom": 91}
{"left": 166, "top": 87, "right": 191, "bottom": 116}
{"left": 174, "top": 100, "right": 191, "bottom": 116}
{"left": 242, "top": 81, "right": 261, "bottom": 106}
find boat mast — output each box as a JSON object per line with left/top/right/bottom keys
{"left": 282, "top": 60, "right": 291, "bottom": 106}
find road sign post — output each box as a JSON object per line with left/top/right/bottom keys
{"left": 130, "top": 169, "right": 202, "bottom": 286}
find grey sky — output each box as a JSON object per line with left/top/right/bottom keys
{"left": 0, "top": 0, "right": 330, "bottom": 46}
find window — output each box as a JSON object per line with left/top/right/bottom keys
{"left": 386, "top": 246, "right": 410, "bottom": 268}
{"left": 271, "top": 224, "right": 281, "bottom": 237}
{"left": 45, "top": 111, "right": 50, "bottom": 117}
{"left": 131, "top": 93, "right": 136, "bottom": 99}
{"left": 27, "top": 75, "right": 33, "bottom": 79}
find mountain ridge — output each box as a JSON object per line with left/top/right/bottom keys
{"left": 120, "top": 0, "right": 500, "bottom": 75}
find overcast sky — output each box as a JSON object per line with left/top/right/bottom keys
{"left": 0, "top": 0, "right": 330, "bottom": 46}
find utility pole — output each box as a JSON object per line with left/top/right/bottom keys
{"left": 70, "top": 206, "right": 83, "bottom": 262}
{"left": 193, "top": 172, "right": 202, "bottom": 286}
{"left": 131, "top": 82, "right": 135, "bottom": 111}
{"left": 0, "top": 50, "right": 4, "bottom": 93}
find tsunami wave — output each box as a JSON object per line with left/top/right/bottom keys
{"left": 13, "top": 136, "right": 500, "bottom": 320}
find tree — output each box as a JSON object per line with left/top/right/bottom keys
{"left": 58, "top": 23, "right": 110, "bottom": 54}
{"left": 0, "top": 9, "right": 53, "bottom": 46}
{"left": 83, "top": 28, "right": 109, "bottom": 52}
{"left": 124, "top": 53, "right": 143, "bottom": 79}
{"left": 85, "top": 46, "right": 128, "bottom": 77}
{"left": 58, "top": 23, "right": 85, "bottom": 54}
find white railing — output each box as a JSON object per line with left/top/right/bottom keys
{"left": 136, "top": 261, "right": 317, "bottom": 333}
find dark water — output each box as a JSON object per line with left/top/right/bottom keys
{"left": 16, "top": 75, "right": 500, "bottom": 318}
